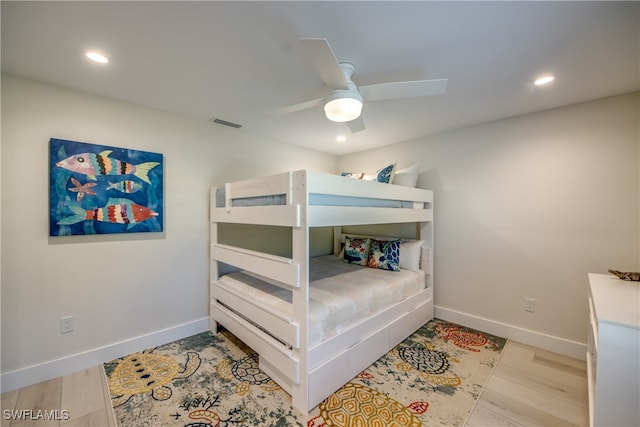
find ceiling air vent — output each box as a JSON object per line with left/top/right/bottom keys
{"left": 210, "top": 117, "right": 242, "bottom": 128}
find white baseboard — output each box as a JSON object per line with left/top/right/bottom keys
{"left": 1, "top": 310, "right": 588, "bottom": 393}
{"left": 1, "top": 317, "right": 209, "bottom": 394}
{"left": 435, "top": 306, "right": 587, "bottom": 360}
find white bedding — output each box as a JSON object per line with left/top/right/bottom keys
{"left": 217, "top": 255, "right": 425, "bottom": 347}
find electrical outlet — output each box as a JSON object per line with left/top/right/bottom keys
{"left": 524, "top": 298, "right": 536, "bottom": 313}
{"left": 60, "top": 316, "right": 74, "bottom": 334}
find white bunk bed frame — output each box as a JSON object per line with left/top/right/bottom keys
{"left": 209, "top": 169, "right": 434, "bottom": 414}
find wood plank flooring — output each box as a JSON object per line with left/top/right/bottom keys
{"left": 2, "top": 340, "right": 587, "bottom": 427}
{"left": 467, "top": 341, "right": 589, "bottom": 426}
{"left": 1, "top": 367, "right": 116, "bottom": 427}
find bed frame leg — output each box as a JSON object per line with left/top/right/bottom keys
{"left": 292, "top": 392, "right": 310, "bottom": 417}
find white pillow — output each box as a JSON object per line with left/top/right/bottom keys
{"left": 399, "top": 239, "right": 424, "bottom": 272}
{"left": 392, "top": 163, "right": 419, "bottom": 187}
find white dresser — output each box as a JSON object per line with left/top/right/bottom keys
{"left": 587, "top": 273, "right": 640, "bottom": 427}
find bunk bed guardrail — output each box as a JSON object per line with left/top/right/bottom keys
{"left": 211, "top": 169, "right": 433, "bottom": 227}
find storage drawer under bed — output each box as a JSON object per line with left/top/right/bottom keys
{"left": 307, "top": 296, "right": 433, "bottom": 411}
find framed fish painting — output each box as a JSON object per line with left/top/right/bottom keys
{"left": 49, "top": 138, "right": 163, "bottom": 236}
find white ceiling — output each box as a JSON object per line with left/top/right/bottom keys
{"left": 2, "top": 1, "right": 639, "bottom": 156}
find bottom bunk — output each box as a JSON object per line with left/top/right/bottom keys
{"left": 210, "top": 253, "right": 433, "bottom": 414}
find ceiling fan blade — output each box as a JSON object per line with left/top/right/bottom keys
{"left": 300, "top": 38, "right": 349, "bottom": 89}
{"left": 269, "top": 97, "right": 324, "bottom": 116}
{"left": 346, "top": 115, "right": 365, "bottom": 133}
{"left": 360, "top": 78, "right": 448, "bottom": 102}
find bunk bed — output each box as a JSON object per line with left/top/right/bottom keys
{"left": 209, "top": 169, "right": 434, "bottom": 414}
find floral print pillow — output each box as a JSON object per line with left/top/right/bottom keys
{"left": 343, "top": 237, "right": 372, "bottom": 266}
{"left": 368, "top": 239, "right": 401, "bottom": 271}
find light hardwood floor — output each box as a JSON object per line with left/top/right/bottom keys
{"left": 1, "top": 366, "right": 116, "bottom": 427}
{"left": 2, "top": 340, "right": 588, "bottom": 427}
{"left": 467, "top": 341, "right": 589, "bottom": 426}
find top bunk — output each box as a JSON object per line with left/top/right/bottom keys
{"left": 210, "top": 169, "right": 433, "bottom": 227}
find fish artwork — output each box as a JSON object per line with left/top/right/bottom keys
{"left": 49, "top": 138, "right": 163, "bottom": 236}
{"left": 57, "top": 198, "right": 159, "bottom": 229}
{"left": 56, "top": 150, "right": 160, "bottom": 184}
{"left": 107, "top": 180, "right": 144, "bottom": 194}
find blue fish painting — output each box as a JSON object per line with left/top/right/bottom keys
{"left": 49, "top": 138, "right": 163, "bottom": 236}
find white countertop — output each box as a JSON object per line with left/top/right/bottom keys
{"left": 588, "top": 273, "right": 640, "bottom": 329}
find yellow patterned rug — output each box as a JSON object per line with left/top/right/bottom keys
{"left": 104, "top": 319, "right": 506, "bottom": 426}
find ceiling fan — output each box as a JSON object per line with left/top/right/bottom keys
{"left": 275, "top": 38, "right": 448, "bottom": 133}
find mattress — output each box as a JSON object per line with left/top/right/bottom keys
{"left": 215, "top": 188, "right": 418, "bottom": 208}
{"left": 216, "top": 255, "right": 425, "bottom": 347}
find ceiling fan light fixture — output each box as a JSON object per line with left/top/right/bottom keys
{"left": 534, "top": 75, "right": 555, "bottom": 86}
{"left": 324, "top": 91, "right": 363, "bottom": 122}
{"left": 85, "top": 51, "right": 109, "bottom": 64}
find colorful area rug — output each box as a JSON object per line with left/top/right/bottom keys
{"left": 104, "top": 319, "right": 506, "bottom": 426}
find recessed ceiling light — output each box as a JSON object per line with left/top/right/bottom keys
{"left": 86, "top": 51, "right": 109, "bottom": 64}
{"left": 336, "top": 135, "right": 347, "bottom": 142}
{"left": 534, "top": 75, "right": 555, "bottom": 86}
